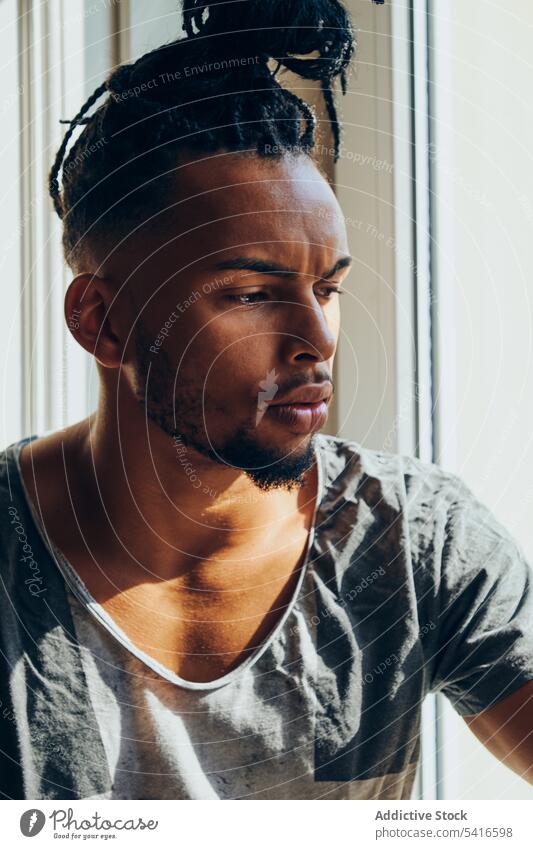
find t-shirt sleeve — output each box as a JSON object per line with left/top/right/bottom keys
{"left": 427, "top": 473, "right": 533, "bottom": 716}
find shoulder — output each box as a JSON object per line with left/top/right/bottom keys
{"left": 0, "top": 435, "right": 42, "bottom": 589}
{"left": 314, "top": 432, "right": 503, "bottom": 573}
{"left": 315, "top": 431, "right": 463, "bottom": 510}
{"left": 1, "top": 424, "right": 85, "bottom": 524}
{"left": 315, "top": 435, "right": 530, "bottom": 628}
{"left": 0, "top": 430, "right": 65, "bottom": 553}
{"left": 0, "top": 435, "right": 36, "bottom": 515}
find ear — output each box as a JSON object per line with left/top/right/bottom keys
{"left": 64, "top": 274, "right": 134, "bottom": 368}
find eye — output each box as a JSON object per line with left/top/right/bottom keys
{"left": 226, "top": 292, "right": 268, "bottom": 306}
{"left": 317, "top": 286, "right": 345, "bottom": 298}
{"left": 226, "top": 287, "right": 345, "bottom": 307}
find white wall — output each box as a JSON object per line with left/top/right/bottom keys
{"left": 1, "top": 1, "right": 118, "bottom": 444}
{"left": 1, "top": 0, "right": 22, "bottom": 447}
{"left": 430, "top": 0, "right": 533, "bottom": 800}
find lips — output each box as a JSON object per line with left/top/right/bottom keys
{"left": 266, "top": 399, "right": 329, "bottom": 434}
{"left": 269, "top": 384, "right": 332, "bottom": 406}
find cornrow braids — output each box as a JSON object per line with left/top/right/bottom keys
{"left": 49, "top": 80, "right": 107, "bottom": 220}
{"left": 49, "top": 0, "right": 385, "bottom": 271}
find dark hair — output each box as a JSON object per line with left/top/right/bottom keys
{"left": 49, "top": 0, "right": 385, "bottom": 271}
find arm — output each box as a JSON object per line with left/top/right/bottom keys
{"left": 463, "top": 679, "right": 533, "bottom": 784}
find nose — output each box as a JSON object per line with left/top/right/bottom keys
{"left": 281, "top": 297, "right": 338, "bottom": 365}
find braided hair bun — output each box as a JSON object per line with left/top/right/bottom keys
{"left": 49, "top": 0, "right": 385, "bottom": 268}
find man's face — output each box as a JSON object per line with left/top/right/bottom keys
{"left": 120, "top": 151, "right": 350, "bottom": 491}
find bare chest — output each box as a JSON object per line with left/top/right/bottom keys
{"left": 87, "top": 531, "right": 311, "bottom": 683}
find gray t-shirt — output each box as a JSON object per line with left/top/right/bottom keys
{"left": 1, "top": 432, "right": 533, "bottom": 800}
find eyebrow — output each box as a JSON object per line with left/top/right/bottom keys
{"left": 214, "top": 255, "right": 353, "bottom": 280}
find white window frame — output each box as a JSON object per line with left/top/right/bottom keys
{"left": 336, "top": 0, "right": 441, "bottom": 799}
{"left": 16, "top": 0, "right": 120, "bottom": 437}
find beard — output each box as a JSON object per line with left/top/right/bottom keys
{"left": 132, "top": 323, "right": 317, "bottom": 492}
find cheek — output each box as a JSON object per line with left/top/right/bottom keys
{"left": 188, "top": 307, "right": 272, "bottom": 360}
{"left": 171, "top": 298, "right": 286, "bottom": 397}
{"left": 142, "top": 300, "right": 215, "bottom": 369}
{"left": 204, "top": 335, "right": 275, "bottom": 391}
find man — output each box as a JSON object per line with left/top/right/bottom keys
{"left": 1, "top": 0, "right": 533, "bottom": 800}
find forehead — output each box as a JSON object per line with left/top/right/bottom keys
{"left": 115, "top": 151, "right": 349, "bottom": 280}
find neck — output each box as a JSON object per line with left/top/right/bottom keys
{"left": 68, "top": 389, "right": 318, "bottom": 579}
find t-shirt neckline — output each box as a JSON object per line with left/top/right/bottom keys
{"left": 10, "top": 431, "right": 326, "bottom": 691}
